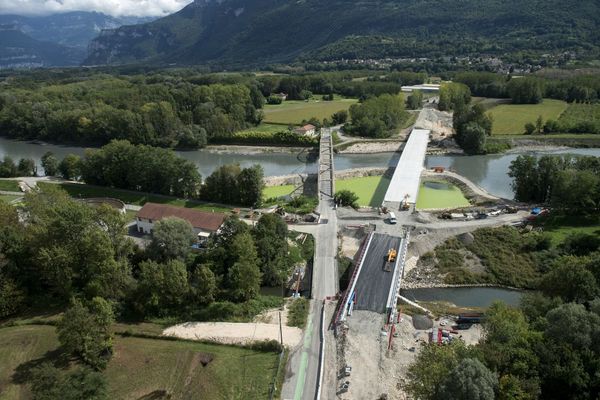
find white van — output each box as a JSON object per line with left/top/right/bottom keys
{"left": 389, "top": 212, "right": 397, "bottom": 224}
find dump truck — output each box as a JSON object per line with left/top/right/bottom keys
{"left": 384, "top": 248, "right": 397, "bottom": 272}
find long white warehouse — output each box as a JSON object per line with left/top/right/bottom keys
{"left": 383, "top": 128, "right": 430, "bottom": 208}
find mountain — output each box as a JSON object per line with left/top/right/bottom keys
{"left": 0, "top": 12, "right": 155, "bottom": 68}
{"left": 84, "top": 0, "right": 600, "bottom": 67}
{"left": 0, "top": 27, "right": 83, "bottom": 68}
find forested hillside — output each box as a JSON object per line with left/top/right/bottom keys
{"left": 84, "top": 0, "right": 600, "bottom": 67}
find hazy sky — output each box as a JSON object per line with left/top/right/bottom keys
{"left": 0, "top": 0, "right": 194, "bottom": 17}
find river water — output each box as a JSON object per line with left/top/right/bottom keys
{"left": 400, "top": 287, "right": 524, "bottom": 308}
{"left": 2, "top": 137, "right": 600, "bottom": 198}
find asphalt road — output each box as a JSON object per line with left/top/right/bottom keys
{"left": 353, "top": 233, "right": 402, "bottom": 313}
{"left": 281, "top": 134, "right": 338, "bottom": 400}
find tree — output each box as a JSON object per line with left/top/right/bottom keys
{"left": 540, "top": 257, "right": 599, "bottom": 303}
{"left": 31, "top": 363, "right": 107, "bottom": 400}
{"left": 437, "top": 358, "right": 497, "bottom": 400}
{"left": 267, "top": 95, "right": 283, "bottom": 105}
{"left": 334, "top": 190, "right": 359, "bottom": 208}
{"left": 346, "top": 93, "right": 408, "bottom": 138}
{"left": 524, "top": 122, "right": 536, "bottom": 135}
{"left": 41, "top": 152, "right": 59, "bottom": 176}
{"left": 460, "top": 122, "right": 487, "bottom": 155}
{"left": 146, "top": 217, "right": 196, "bottom": 262}
{"left": 439, "top": 82, "right": 471, "bottom": 111}
{"left": 407, "top": 90, "right": 423, "bottom": 110}
{"left": 559, "top": 232, "right": 600, "bottom": 256}
{"left": 136, "top": 259, "right": 189, "bottom": 316}
{"left": 17, "top": 158, "right": 36, "bottom": 176}
{"left": 58, "top": 154, "right": 81, "bottom": 180}
{"left": 331, "top": 110, "right": 348, "bottom": 125}
{"left": 237, "top": 164, "right": 264, "bottom": 207}
{"left": 57, "top": 297, "right": 114, "bottom": 370}
{"left": 405, "top": 340, "right": 475, "bottom": 400}
{"left": 535, "top": 116, "right": 544, "bottom": 134}
{"left": 190, "top": 264, "right": 217, "bottom": 305}
{"left": 254, "top": 214, "right": 291, "bottom": 286}
{"left": 507, "top": 78, "right": 543, "bottom": 104}
{"left": 0, "top": 156, "right": 17, "bottom": 177}
{"left": 227, "top": 232, "right": 261, "bottom": 301}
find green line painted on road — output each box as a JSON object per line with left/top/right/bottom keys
{"left": 294, "top": 318, "right": 313, "bottom": 400}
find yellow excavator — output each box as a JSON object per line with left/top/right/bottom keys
{"left": 384, "top": 249, "right": 397, "bottom": 272}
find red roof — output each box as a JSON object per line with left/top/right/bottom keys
{"left": 137, "top": 203, "right": 226, "bottom": 232}
{"left": 296, "top": 124, "right": 316, "bottom": 131}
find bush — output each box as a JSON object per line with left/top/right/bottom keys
{"left": 214, "top": 130, "right": 318, "bottom": 147}
{"left": 524, "top": 122, "right": 536, "bottom": 135}
{"left": 287, "top": 297, "right": 310, "bottom": 329}
{"left": 250, "top": 339, "right": 283, "bottom": 353}
{"left": 267, "top": 96, "right": 283, "bottom": 105}
{"left": 334, "top": 190, "right": 359, "bottom": 208}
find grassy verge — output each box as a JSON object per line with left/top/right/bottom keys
{"left": 488, "top": 134, "right": 600, "bottom": 149}
{"left": 264, "top": 98, "right": 358, "bottom": 124}
{"left": 287, "top": 298, "right": 310, "bottom": 329}
{"left": 0, "top": 179, "right": 21, "bottom": 192}
{"left": 335, "top": 175, "right": 391, "bottom": 207}
{"left": 487, "top": 99, "right": 568, "bottom": 135}
{"left": 263, "top": 184, "right": 296, "bottom": 199}
{"left": 38, "top": 182, "right": 233, "bottom": 213}
{"left": 416, "top": 180, "right": 470, "bottom": 210}
{"left": 0, "top": 324, "right": 279, "bottom": 400}
{"left": 537, "top": 215, "right": 600, "bottom": 246}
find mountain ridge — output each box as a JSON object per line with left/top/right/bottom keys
{"left": 84, "top": 0, "right": 600, "bottom": 67}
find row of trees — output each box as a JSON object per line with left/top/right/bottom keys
{"left": 345, "top": 93, "right": 409, "bottom": 138}
{"left": 0, "top": 76, "right": 264, "bottom": 149}
{"left": 508, "top": 154, "right": 600, "bottom": 210}
{"left": 456, "top": 71, "right": 600, "bottom": 104}
{"left": 41, "top": 140, "right": 265, "bottom": 207}
{"left": 0, "top": 156, "right": 36, "bottom": 178}
{"left": 406, "top": 225, "right": 600, "bottom": 400}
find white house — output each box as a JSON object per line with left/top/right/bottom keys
{"left": 294, "top": 124, "right": 317, "bottom": 136}
{"left": 136, "top": 203, "right": 226, "bottom": 241}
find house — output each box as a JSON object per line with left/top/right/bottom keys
{"left": 136, "top": 203, "right": 226, "bottom": 241}
{"left": 275, "top": 92, "right": 288, "bottom": 101}
{"left": 294, "top": 124, "right": 316, "bottom": 136}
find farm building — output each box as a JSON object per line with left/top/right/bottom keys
{"left": 136, "top": 203, "right": 226, "bottom": 241}
{"left": 294, "top": 124, "right": 317, "bottom": 136}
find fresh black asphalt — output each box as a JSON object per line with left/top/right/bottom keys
{"left": 352, "top": 233, "right": 402, "bottom": 313}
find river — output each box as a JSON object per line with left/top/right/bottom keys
{"left": 2, "top": 137, "right": 600, "bottom": 199}
{"left": 400, "top": 287, "right": 525, "bottom": 308}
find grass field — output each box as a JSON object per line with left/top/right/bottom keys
{"left": 487, "top": 99, "right": 568, "bottom": 135}
{"left": 264, "top": 98, "right": 358, "bottom": 125}
{"left": 263, "top": 184, "right": 296, "bottom": 199}
{"left": 38, "top": 182, "right": 232, "bottom": 213}
{"left": 237, "top": 123, "right": 285, "bottom": 134}
{"left": 0, "top": 324, "right": 279, "bottom": 400}
{"left": 0, "top": 179, "right": 21, "bottom": 192}
{"left": 538, "top": 215, "right": 600, "bottom": 246}
{"left": 335, "top": 176, "right": 391, "bottom": 207}
{"left": 0, "top": 194, "right": 21, "bottom": 203}
{"left": 416, "top": 181, "right": 470, "bottom": 209}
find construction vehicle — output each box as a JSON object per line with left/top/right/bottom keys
{"left": 384, "top": 248, "right": 397, "bottom": 272}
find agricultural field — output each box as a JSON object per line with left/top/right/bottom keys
{"left": 263, "top": 98, "right": 358, "bottom": 125}
{"left": 335, "top": 175, "right": 391, "bottom": 207}
{"left": 487, "top": 99, "right": 568, "bottom": 135}
{"left": 237, "top": 123, "right": 285, "bottom": 134}
{"left": 416, "top": 180, "right": 470, "bottom": 209}
{"left": 556, "top": 103, "right": 600, "bottom": 134}
{"left": 37, "top": 182, "right": 232, "bottom": 213}
{"left": 0, "top": 324, "right": 279, "bottom": 400}
{"left": 263, "top": 184, "right": 296, "bottom": 199}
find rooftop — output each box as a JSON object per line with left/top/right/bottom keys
{"left": 137, "top": 203, "right": 226, "bottom": 232}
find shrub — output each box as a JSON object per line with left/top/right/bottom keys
{"left": 334, "top": 190, "right": 359, "bottom": 208}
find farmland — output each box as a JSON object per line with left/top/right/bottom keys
{"left": 263, "top": 98, "right": 358, "bottom": 125}
{"left": 487, "top": 99, "right": 568, "bottom": 135}
{"left": 0, "top": 324, "right": 279, "bottom": 400}
{"left": 556, "top": 103, "right": 600, "bottom": 134}
{"left": 335, "top": 175, "right": 391, "bottom": 207}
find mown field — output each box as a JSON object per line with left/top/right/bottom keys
{"left": 487, "top": 99, "right": 568, "bottom": 135}
{"left": 38, "top": 182, "right": 232, "bottom": 213}
{"left": 416, "top": 181, "right": 470, "bottom": 210}
{"left": 263, "top": 184, "right": 296, "bottom": 199}
{"left": 0, "top": 324, "right": 279, "bottom": 400}
{"left": 335, "top": 176, "right": 390, "bottom": 207}
{"left": 556, "top": 103, "right": 600, "bottom": 134}
{"left": 263, "top": 98, "right": 358, "bottom": 125}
